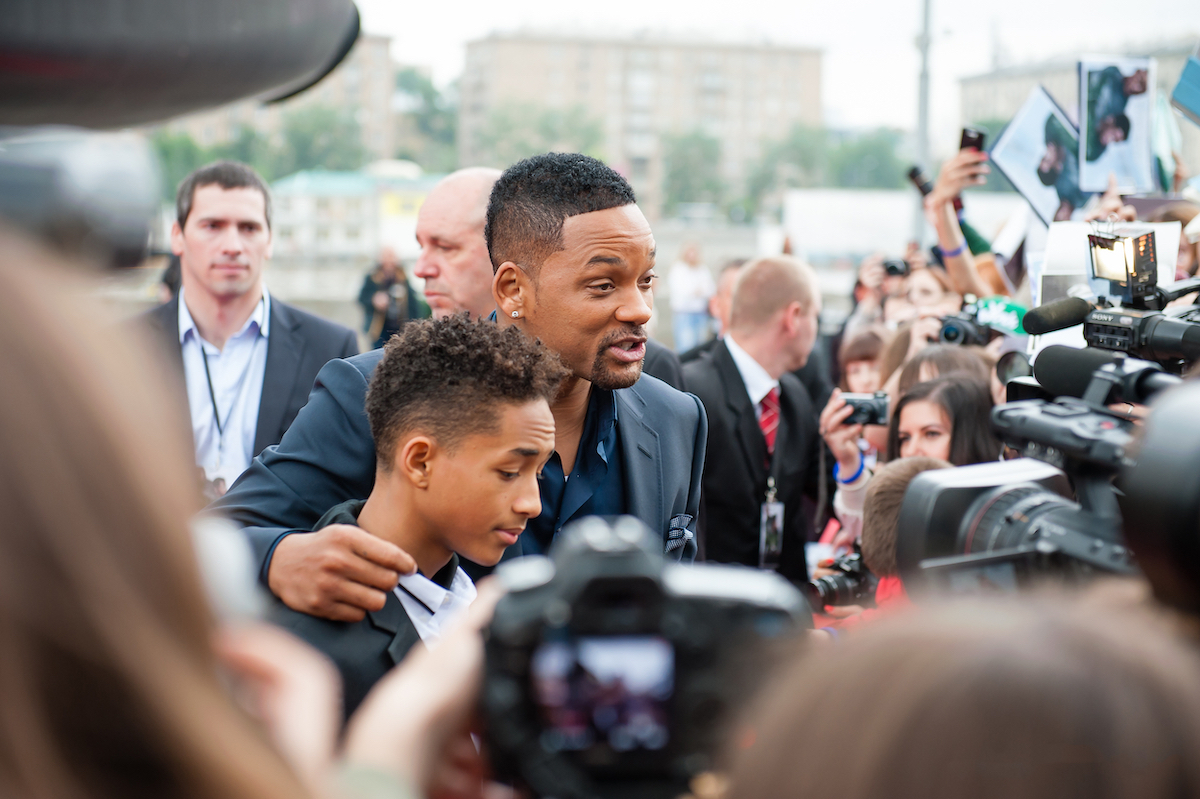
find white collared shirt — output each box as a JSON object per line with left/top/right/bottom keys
{"left": 394, "top": 566, "right": 477, "bottom": 646}
{"left": 178, "top": 288, "right": 270, "bottom": 488}
{"left": 724, "top": 334, "right": 780, "bottom": 420}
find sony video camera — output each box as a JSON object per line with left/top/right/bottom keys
{"left": 482, "top": 517, "right": 810, "bottom": 799}
{"left": 1024, "top": 226, "right": 1200, "bottom": 373}
{"left": 894, "top": 350, "right": 1182, "bottom": 595}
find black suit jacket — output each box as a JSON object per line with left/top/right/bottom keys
{"left": 270, "top": 589, "right": 420, "bottom": 719}
{"left": 642, "top": 338, "right": 684, "bottom": 390}
{"left": 141, "top": 294, "right": 359, "bottom": 456}
{"left": 213, "top": 350, "right": 708, "bottom": 575}
{"left": 682, "top": 341, "right": 820, "bottom": 583}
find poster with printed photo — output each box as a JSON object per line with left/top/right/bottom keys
{"left": 1078, "top": 56, "right": 1156, "bottom": 193}
{"left": 989, "top": 86, "right": 1093, "bottom": 227}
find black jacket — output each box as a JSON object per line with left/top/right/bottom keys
{"left": 642, "top": 338, "right": 684, "bottom": 390}
{"left": 682, "top": 341, "right": 820, "bottom": 583}
{"left": 140, "top": 294, "right": 359, "bottom": 457}
{"left": 268, "top": 498, "right": 459, "bottom": 720}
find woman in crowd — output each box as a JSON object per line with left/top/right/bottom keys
{"left": 838, "top": 328, "right": 886, "bottom": 394}
{"left": 885, "top": 376, "right": 1001, "bottom": 464}
{"left": 821, "top": 373, "right": 999, "bottom": 545}
{"left": 895, "top": 344, "right": 991, "bottom": 397}
{"left": 727, "top": 598, "right": 1200, "bottom": 799}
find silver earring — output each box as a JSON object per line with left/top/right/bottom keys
{"left": 511, "top": 310, "right": 520, "bottom": 318}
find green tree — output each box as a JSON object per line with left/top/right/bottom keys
{"left": 274, "top": 105, "right": 368, "bottom": 177}
{"left": 210, "top": 126, "right": 275, "bottom": 180}
{"left": 394, "top": 67, "right": 458, "bottom": 173}
{"left": 472, "top": 103, "right": 603, "bottom": 169}
{"left": 150, "top": 129, "right": 208, "bottom": 200}
{"left": 662, "top": 131, "right": 724, "bottom": 214}
{"left": 827, "top": 129, "right": 906, "bottom": 189}
{"left": 745, "top": 125, "right": 831, "bottom": 216}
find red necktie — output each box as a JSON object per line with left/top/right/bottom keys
{"left": 759, "top": 386, "right": 780, "bottom": 455}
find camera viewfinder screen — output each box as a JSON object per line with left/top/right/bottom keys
{"left": 531, "top": 635, "right": 673, "bottom": 754}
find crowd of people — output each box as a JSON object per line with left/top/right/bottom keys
{"left": 6, "top": 126, "right": 1200, "bottom": 799}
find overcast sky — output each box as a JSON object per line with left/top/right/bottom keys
{"left": 357, "top": 0, "right": 1198, "bottom": 156}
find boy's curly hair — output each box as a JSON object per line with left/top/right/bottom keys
{"left": 366, "top": 315, "right": 568, "bottom": 469}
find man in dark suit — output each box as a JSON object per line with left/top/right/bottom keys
{"left": 683, "top": 255, "right": 822, "bottom": 584}
{"left": 214, "top": 153, "right": 707, "bottom": 622}
{"left": 141, "top": 161, "right": 357, "bottom": 498}
{"left": 682, "top": 258, "right": 833, "bottom": 411}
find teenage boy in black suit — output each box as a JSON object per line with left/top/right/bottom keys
{"left": 271, "top": 316, "right": 565, "bottom": 717}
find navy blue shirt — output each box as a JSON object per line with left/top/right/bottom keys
{"left": 523, "top": 386, "right": 626, "bottom": 554}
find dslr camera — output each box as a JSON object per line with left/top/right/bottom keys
{"left": 939, "top": 297, "right": 1004, "bottom": 347}
{"left": 806, "top": 545, "right": 878, "bottom": 608}
{"left": 483, "top": 517, "right": 810, "bottom": 799}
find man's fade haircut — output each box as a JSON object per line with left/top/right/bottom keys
{"left": 176, "top": 160, "right": 273, "bottom": 230}
{"left": 484, "top": 152, "right": 638, "bottom": 275}
{"left": 366, "top": 315, "right": 568, "bottom": 470}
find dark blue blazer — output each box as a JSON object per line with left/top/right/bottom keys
{"left": 212, "top": 349, "right": 708, "bottom": 575}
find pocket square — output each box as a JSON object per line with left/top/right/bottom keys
{"left": 665, "top": 514, "right": 695, "bottom": 553}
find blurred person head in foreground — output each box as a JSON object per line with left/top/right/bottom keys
{"left": 727, "top": 598, "right": 1200, "bottom": 799}
{"left": 0, "top": 230, "right": 308, "bottom": 799}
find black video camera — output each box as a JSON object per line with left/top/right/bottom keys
{"left": 1083, "top": 305, "right": 1200, "bottom": 373}
{"left": 806, "top": 546, "right": 878, "bottom": 608}
{"left": 483, "top": 517, "right": 810, "bottom": 799}
{"left": 894, "top": 352, "right": 1180, "bottom": 595}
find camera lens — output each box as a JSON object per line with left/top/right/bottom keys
{"left": 940, "top": 322, "right": 964, "bottom": 345}
{"left": 958, "top": 485, "right": 1077, "bottom": 555}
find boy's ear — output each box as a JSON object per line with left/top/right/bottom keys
{"left": 494, "top": 261, "right": 532, "bottom": 321}
{"left": 398, "top": 435, "right": 438, "bottom": 488}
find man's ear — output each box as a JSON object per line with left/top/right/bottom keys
{"left": 398, "top": 435, "right": 437, "bottom": 489}
{"left": 169, "top": 221, "right": 185, "bottom": 257}
{"left": 781, "top": 300, "right": 804, "bottom": 334}
{"left": 494, "top": 261, "right": 532, "bottom": 321}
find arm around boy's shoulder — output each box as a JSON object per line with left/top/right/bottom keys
{"left": 212, "top": 350, "right": 385, "bottom": 578}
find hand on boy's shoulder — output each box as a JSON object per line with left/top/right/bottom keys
{"left": 269, "top": 524, "right": 417, "bottom": 622}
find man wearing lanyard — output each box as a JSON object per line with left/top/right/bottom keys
{"left": 682, "top": 255, "right": 823, "bottom": 584}
{"left": 142, "top": 161, "right": 358, "bottom": 497}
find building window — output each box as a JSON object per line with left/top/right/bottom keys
{"left": 630, "top": 157, "right": 649, "bottom": 180}
{"left": 316, "top": 227, "right": 330, "bottom": 241}
{"left": 316, "top": 198, "right": 330, "bottom": 212}
{"left": 346, "top": 226, "right": 361, "bottom": 240}
{"left": 278, "top": 227, "right": 294, "bottom": 241}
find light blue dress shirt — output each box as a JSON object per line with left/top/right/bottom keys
{"left": 178, "top": 288, "right": 270, "bottom": 489}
